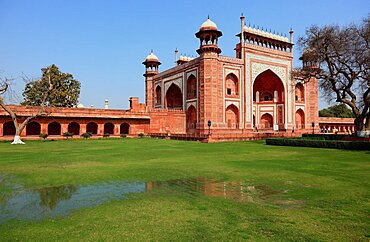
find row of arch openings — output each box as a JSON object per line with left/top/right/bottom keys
{"left": 2, "top": 121, "right": 130, "bottom": 136}
{"left": 155, "top": 75, "right": 197, "bottom": 107}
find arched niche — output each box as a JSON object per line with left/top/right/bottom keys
{"left": 186, "top": 75, "right": 197, "bottom": 99}
{"left": 295, "top": 109, "right": 305, "bottom": 129}
{"left": 260, "top": 113, "right": 273, "bottom": 129}
{"left": 225, "top": 104, "right": 239, "bottom": 128}
{"left": 225, "top": 73, "right": 239, "bottom": 96}
{"left": 186, "top": 105, "right": 197, "bottom": 129}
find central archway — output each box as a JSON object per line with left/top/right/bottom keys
{"left": 165, "top": 84, "right": 183, "bottom": 109}
{"left": 253, "top": 70, "right": 285, "bottom": 103}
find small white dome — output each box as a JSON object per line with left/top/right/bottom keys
{"left": 145, "top": 52, "right": 159, "bottom": 62}
{"left": 200, "top": 18, "right": 218, "bottom": 31}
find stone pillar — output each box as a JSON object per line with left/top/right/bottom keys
{"left": 114, "top": 123, "right": 120, "bottom": 135}
{"left": 0, "top": 123, "right": 3, "bottom": 136}
{"left": 256, "top": 91, "right": 260, "bottom": 102}
{"left": 97, "top": 123, "right": 104, "bottom": 136}
{"left": 41, "top": 123, "right": 48, "bottom": 134}
{"left": 274, "top": 90, "right": 278, "bottom": 102}
{"left": 61, "top": 123, "right": 69, "bottom": 134}
{"left": 80, "top": 123, "right": 86, "bottom": 135}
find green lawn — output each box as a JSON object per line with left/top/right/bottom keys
{"left": 0, "top": 138, "right": 369, "bottom": 241}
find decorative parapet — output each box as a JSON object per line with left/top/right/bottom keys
{"left": 218, "top": 55, "right": 244, "bottom": 64}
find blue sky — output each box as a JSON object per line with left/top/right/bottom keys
{"left": 0, "top": 0, "right": 369, "bottom": 109}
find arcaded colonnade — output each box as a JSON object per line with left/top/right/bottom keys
{"left": 0, "top": 99, "right": 187, "bottom": 139}
{"left": 0, "top": 116, "right": 149, "bottom": 137}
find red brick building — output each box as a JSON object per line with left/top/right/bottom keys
{"left": 144, "top": 16, "right": 319, "bottom": 136}
{"left": 0, "top": 16, "right": 354, "bottom": 141}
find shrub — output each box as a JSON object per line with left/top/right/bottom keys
{"left": 81, "top": 132, "right": 92, "bottom": 139}
{"left": 138, "top": 133, "right": 145, "bottom": 138}
{"left": 63, "top": 132, "right": 73, "bottom": 139}
{"left": 266, "top": 138, "right": 370, "bottom": 150}
{"left": 103, "top": 133, "right": 110, "bottom": 138}
{"left": 120, "top": 134, "right": 127, "bottom": 138}
{"left": 39, "top": 133, "right": 48, "bottom": 140}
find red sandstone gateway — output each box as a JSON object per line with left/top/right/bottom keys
{"left": 0, "top": 16, "right": 354, "bottom": 141}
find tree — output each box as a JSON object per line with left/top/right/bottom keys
{"left": 319, "top": 104, "right": 355, "bottom": 118}
{"left": 0, "top": 64, "right": 79, "bottom": 144}
{"left": 0, "top": 75, "right": 53, "bottom": 144}
{"left": 292, "top": 16, "right": 370, "bottom": 133}
{"left": 21, "top": 64, "right": 80, "bottom": 107}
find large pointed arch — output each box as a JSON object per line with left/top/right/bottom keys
{"left": 253, "top": 69, "right": 285, "bottom": 103}
{"left": 165, "top": 83, "right": 183, "bottom": 109}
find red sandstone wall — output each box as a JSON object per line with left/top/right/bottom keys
{"left": 0, "top": 104, "right": 151, "bottom": 137}
{"left": 149, "top": 109, "right": 186, "bottom": 134}
{"left": 305, "top": 77, "right": 320, "bottom": 132}
{"left": 198, "top": 54, "right": 224, "bottom": 134}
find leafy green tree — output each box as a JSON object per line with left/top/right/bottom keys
{"left": 22, "top": 64, "right": 80, "bottom": 107}
{"left": 319, "top": 104, "right": 355, "bottom": 118}
{"left": 292, "top": 16, "right": 369, "bottom": 131}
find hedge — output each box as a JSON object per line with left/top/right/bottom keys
{"left": 302, "top": 134, "right": 349, "bottom": 140}
{"left": 266, "top": 138, "right": 370, "bottom": 150}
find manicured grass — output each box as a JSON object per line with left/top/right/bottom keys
{"left": 0, "top": 138, "right": 369, "bottom": 241}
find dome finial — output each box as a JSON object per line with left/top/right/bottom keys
{"left": 208, "top": 14, "right": 210, "bottom": 19}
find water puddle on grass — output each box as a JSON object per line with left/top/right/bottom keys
{"left": 0, "top": 177, "right": 291, "bottom": 223}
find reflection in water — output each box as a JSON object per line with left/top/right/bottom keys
{"left": 37, "top": 185, "right": 78, "bottom": 209}
{"left": 0, "top": 177, "right": 286, "bottom": 224}
{"left": 0, "top": 181, "right": 145, "bottom": 223}
{"left": 146, "top": 178, "right": 260, "bottom": 202}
